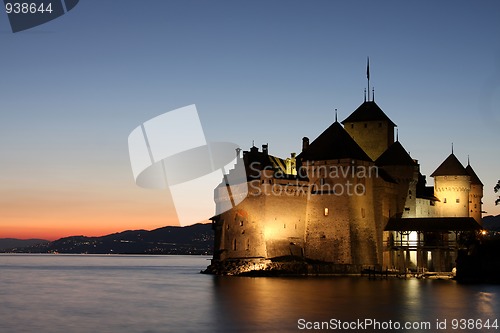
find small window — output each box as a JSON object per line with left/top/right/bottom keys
{"left": 232, "top": 239, "right": 237, "bottom": 251}
{"left": 351, "top": 123, "right": 354, "bottom": 129}
{"left": 283, "top": 224, "right": 286, "bottom": 229}
{"left": 324, "top": 208, "right": 329, "bottom": 216}
{"left": 364, "top": 123, "right": 367, "bottom": 128}
{"left": 240, "top": 220, "right": 244, "bottom": 226}
{"left": 378, "top": 122, "right": 382, "bottom": 127}
{"left": 361, "top": 208, "right": 366, "bottom": 218}
{"left": 456, "top": 198, "right": 460, "bottom": 204}
{"left": 444, "top": 198, "right": 447, "bottom": 203}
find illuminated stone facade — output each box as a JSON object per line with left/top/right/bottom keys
{"left": 209, "top": 97, "right": 483, "bottom": 275}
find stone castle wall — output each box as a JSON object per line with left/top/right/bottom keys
{"left": 344, "top": 120, "right": 393, "bottom": 161}
{"left": 434, "top": 175, "right": 470, "bottom": 217}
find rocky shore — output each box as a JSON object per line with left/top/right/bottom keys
{"left": 201, "top": 257, "right": 371, "bottom": 276}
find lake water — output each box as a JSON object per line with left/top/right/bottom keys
{"left": 0, "top": 254, "right": 499, "bottom": 333}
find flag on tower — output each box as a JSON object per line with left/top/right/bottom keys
{"left": 367, "top": 57, "right": 370, "bottom": 81}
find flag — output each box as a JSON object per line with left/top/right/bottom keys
{"left": 367, "top": 57, "right": 370, "bottom": 81}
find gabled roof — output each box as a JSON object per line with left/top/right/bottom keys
{"left": 466, "top": 164, "right": 483, "bottom": 186}
{"left": 297, "top": 121, "right": 372, "bottom": 162}
{"left": 375, "top": 141, "right": 416, "bottom": 166}
{"left": 385, "top": 217, "right": 482, "bottom": 232}
{"left": 430, "top": 153, "right": 468, "bottom": 177}
{"left": 341, "top": 101, "right": 396, "bottom": 127}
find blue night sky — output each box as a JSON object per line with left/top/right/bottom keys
{"left": 1, "top": 1, "right": 500, "bottom": 239}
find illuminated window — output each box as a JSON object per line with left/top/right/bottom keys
{"left": 324, "top": 208, "right": 329, "bottom": 216}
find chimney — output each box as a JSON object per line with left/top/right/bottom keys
{"left": 302, "top": 137, "right": 309, "bottom": 152}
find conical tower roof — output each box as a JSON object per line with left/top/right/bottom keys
{"left": 465, "top": 164, "right": 483, "bottom": 186}
{"left": 297, "top": 121, "right": 372, "bottom": 162}
{"left": 375, "top": 141, "right": 416, "bottom": 166}
{"left": 430, "top": 153, "right": 468, "bottom": 177}
{"left": 341, "top": 101, "right": 396, "bottom": 127}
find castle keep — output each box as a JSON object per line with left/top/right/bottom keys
{"left": 207, "top": 90, "right": 483, "bottom": 275}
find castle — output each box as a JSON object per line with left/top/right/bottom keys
{"left": 207, "top": 84, "right": 483, "bottom": 275}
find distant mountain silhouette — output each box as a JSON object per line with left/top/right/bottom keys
{"left": 483, "top": 215, "right": 500, "bottom": 231}
{"left": 2, "top": 223, "right": 213, "bottom": 255}
{"left": 0, "top": 238, "right": 49, "bottom": 251}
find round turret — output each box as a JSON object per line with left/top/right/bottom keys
{"left": 431, "top": 153, "right": 470, "bottom": 217}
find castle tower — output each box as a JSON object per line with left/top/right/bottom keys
{"left": 465, "top": 160, "right": 483, "bottom": 224}
{"left": 297, "top": 120, "right": 381, "bottom": 266}
{"left": 375, "top": 139, "right": 419, "bottom": 218}
{"left": 431, "top": 152, "right": 470, "bottom": 217}
{"left": 341, "top": 100, "right": 396, "bottom": 161}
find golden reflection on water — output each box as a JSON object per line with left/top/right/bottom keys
{"left": 211, "top": 276, "right": 500, "bottom": 332}
{"left": 477, "top": 291, "right": 495, "bottom": 316}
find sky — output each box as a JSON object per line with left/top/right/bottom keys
{"left": 1, "top": 1, "right": 500, "bottom": 240}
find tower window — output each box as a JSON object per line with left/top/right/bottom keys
{"left": 379, "top": 122, "right": 382, "bottom": 127}
{"left": 232, "top": 239, "right": 237, "bottom": 251}
{"left": 324, "top": 208, "right": 329, "bottom": 216}
{"left": 456, "top": 198, "right": 460, "bottom": 203}
{"left": 361, "top": 208, "right": 366, "bottom": 218}
{"left": 444, "top": 198, "right": 447, "bottom": 203}
{"left": 351, "top": 124, "right": 354, "bottom": 129}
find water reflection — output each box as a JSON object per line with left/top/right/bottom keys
{"left": 211, "top": 276, "right": 500, "bottom": 332}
